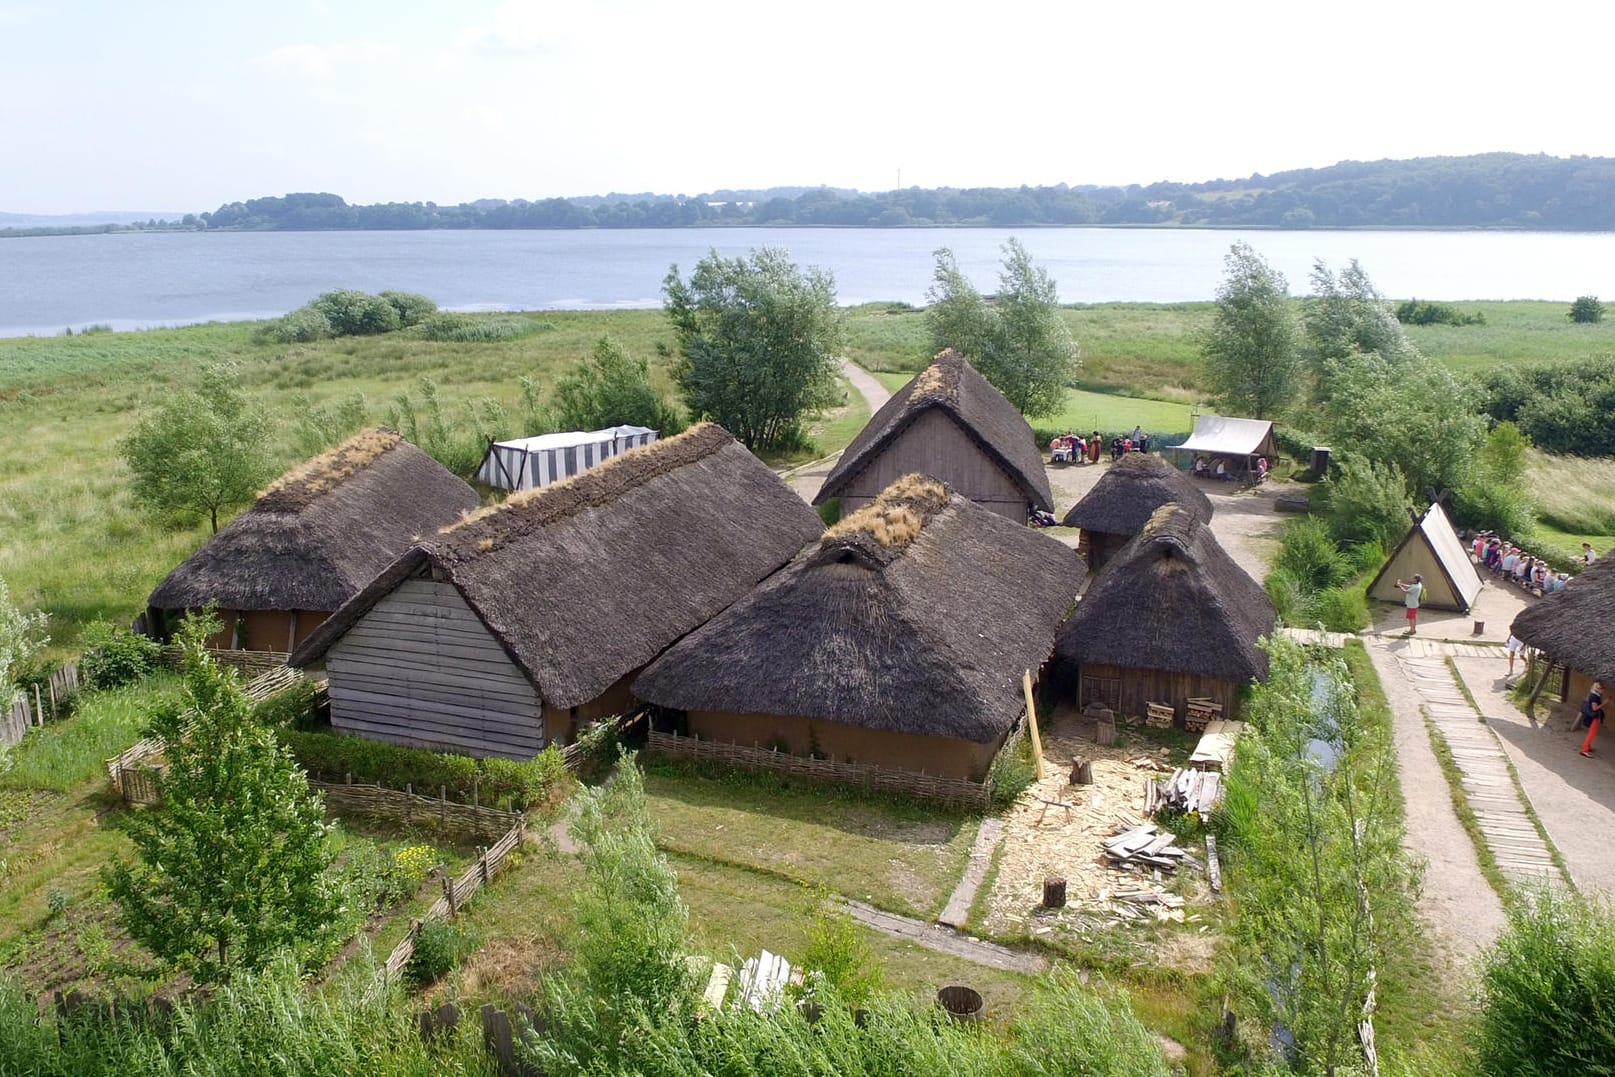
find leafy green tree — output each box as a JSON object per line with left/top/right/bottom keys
{"left": 1320, "top": 456, "right": 1413, "bottom": 549}
{"left": 104, "top": 617, "right": 339, "bottom": 982}
{"left": 1304, "top": 259, "right": 1418, "bottom": 367}
{"left": 663, "top": 248, "right": 843, "bottom": 451}
{"left": 120, "top": 363, "right": 275, "bottom": 533}
{"left": 1570, "top": 295, "right": 1605, "bottom": 323}
{"left": 926, "top": 240, "right": 1078, "bottom": 417}
{"left": 310, "top": 290, "right": 401, "bottom": 335}
{"left": 378, "top": 290, "right": 437, "bottom": 327}
{"left": 1201, "top": 241, "right": 1301, "bottom": 418}
{"left": 552, "top": 336, "right": 684, "bottom": 434}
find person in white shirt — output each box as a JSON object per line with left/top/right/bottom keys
{"left": 1583, "top": 543, "right": 1599, "bottom": 566}
{"left": 1395, "top": 574, "right": 1424, "bottom": 635}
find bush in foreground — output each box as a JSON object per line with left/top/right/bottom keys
{"left": 1478, "top": 887, "right": 1615, "bottom": 1075}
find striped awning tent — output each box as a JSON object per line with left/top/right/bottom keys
{"left": 476, "top": 425, "right": 658, "bottom": 491}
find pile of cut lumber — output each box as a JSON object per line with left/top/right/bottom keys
{"left": 1101, "top": 822, "right": 1201, "bottom": 874}
{"left": 1145, "top": 702, "right": 1174, "bottom": 729}
{"left": 1144, "top": 767, "right": 1224, "bottom": 816}
{"left": 1184, "top": 697, "right": 1223, "bottom": 733}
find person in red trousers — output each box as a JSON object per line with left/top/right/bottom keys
{"left": 1580, "top": 681, "right": 1605, "bottom": 758}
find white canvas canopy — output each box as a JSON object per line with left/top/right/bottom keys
{"left": 1367, "top": 502, "right": 1483, "bottom": 613}
{"left": 1174, "top": 415, "right": 1278, "bottom": 460}
{"left": 476, "top": 425, "right": 657, "bottom": 491}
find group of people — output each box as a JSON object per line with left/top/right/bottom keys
{"left": 1470, "top": 531, "right": 1584, "bottom": 595}
{"left": 1191, "top": 455, "right": 1267, "bottom": 483}
{"left": 1048, "top": 426, "right": 1152, "bottom": 465}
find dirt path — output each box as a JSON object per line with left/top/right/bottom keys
{"left": 785, "top": 359, "right": 892, "bottom": 503}
{"left": 1453, "top": 654, "right": 1615, "bottom": 898}
{"left": 937, "top": 818, "right": 1002, "bottom": 929}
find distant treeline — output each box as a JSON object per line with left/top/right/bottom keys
{"left": 10, "top": 153, "right": 1615, "bottom": 236}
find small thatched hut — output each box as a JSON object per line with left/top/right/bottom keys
{"left": 814, "top": 350, "right": 1052, "bottom": 521}
{"left": 146, "top": 429, "right": 479, "bottom": 652}
{"left": 289, "top": 424, "right": 824, "bottom": 760}
{"left": 1055, "top": 503, "right": 1275, "bottom": 721}
{"left": 1510, "top": 551, "right": 1615, "bottom": 720}
{"left": 1061, "top": 453, "right": 1214, "bottom": 572}
{"left": 634, "top": 475, "right": 1085, "bottom": 780}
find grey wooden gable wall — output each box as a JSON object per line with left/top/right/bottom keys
{"left": 326, "top": 577, "right": 545, "bottom": 760}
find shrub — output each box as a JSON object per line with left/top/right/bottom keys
{"left": 1320, "top": 455, "right": 1412, "bottom": 549}
{"left": 1478, "top": 887, "right": 1615, "bottom": 1075}
{"left": 78, "top": 621, "right": 163, "bottom": 690}
{"left": 1275, "top": 516, "right": 1352, "bottom": 593}
{"left": 251, "top": 678, "right": 318, "bottom": 730}
{"left": 258, "top": 306, "right": 332, "bottom": 344}
{"left": 312, "top": 290, "right": 402, "bottom": 336}
{"left": 1393, "top": 299, "right": 1484, "bottom": 326}
{"left": 988, "top": 734, "right": 1036, "bottom": 807}
{"left": 417, "top": 313, "right": 541, "bottom": 343}
{"left": 378, "top": 290, "right": 437, "bottom": 327}
{"left": 1265, "top": 567, "right": 1307, "bottom": 626}
{"left": 797, "top": 896, "right": 883, "bottom": 1007}
{"left": 1570, "top": 295, "right": 1605, "bottom": 323}
{"left": 1311, "top": 586, "right": 1369, "bottom": 633}
{"left": 279, "top": 729, "right": 566, "bottom": 811}
{"left": 407, "top": 919, "right": 480, "bottom": 986}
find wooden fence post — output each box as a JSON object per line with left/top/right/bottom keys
{"left": 34, "top": 684, "right": 44, "bottom": 726}
{"left": 472, "top": 775, "right": 479, "bottom": 809}
{"left": 439, "top": 785, "right": 446, "bottom": 826}
{"left": 443, "top": 871, "right": 457, "bottom": 916}
{"left": 479, "top": 847, "right": 490, "bottom": 886}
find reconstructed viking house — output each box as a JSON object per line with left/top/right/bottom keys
{"left": 1055, "top": 503, "right": 1275, "bottom": 721}
{"left": 1061, "top": 453, "right": 1214, "bottom": 573}
{"left": 813, "top": 350, "right": 1052, "bottom": 521}
{"left": 1510, "top": 551, "right": 1615, "bottom": 722}
{"left": 634, "top": 475, "right": 1086, "bottom": 780}
{"left": 289, "top": 424, "right": 824, "bottom": 760}
{"left": 145, "top": 429, "right": 479, "bottom": 652}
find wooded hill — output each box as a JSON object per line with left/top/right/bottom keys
{"left": 8, "top": 153, "right": 1615, "bottom": 236}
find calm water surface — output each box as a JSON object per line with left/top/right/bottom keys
{"left": 4, "top": 227, "right": 1615, "bottom": 337}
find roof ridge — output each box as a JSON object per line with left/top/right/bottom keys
{"left": 255, "top": 427, "right": 403, "bottom": 513}
{"left": 439, "top": 422, "right": 732, "bottom": 558}
{"left": 819, "top": 475, "right": 952, "bottom": 565}
{"left": 908, "top": 349, "right": 965, "bottom": 409}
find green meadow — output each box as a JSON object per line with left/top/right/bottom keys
{"left": 4, "top": 299, "right": 1614, "bottom": 650}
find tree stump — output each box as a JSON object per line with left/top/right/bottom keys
{"left": 1071, "top": 757, "right": 1094, "bottom": 785}
{"left": 1042, "top": 876, "right": 1067, "bottom": 908}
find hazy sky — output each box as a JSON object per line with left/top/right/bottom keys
{"left": 3, "top": 0, "right": 1611, "bottom": 214}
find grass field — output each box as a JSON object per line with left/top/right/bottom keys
{"left": 871, "top": 371, "right": 1196, "bottom": 436}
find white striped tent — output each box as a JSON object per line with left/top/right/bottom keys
{"left": 476, "top": 425, "right": 657, "bottom": 491}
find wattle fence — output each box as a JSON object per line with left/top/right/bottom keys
{"left": 383, "top": 817, "right": 527, "bottom": 980}
{"left": 3, "top": 662, "right": 80, "bottom": 749}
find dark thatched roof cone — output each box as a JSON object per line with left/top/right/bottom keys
{"left": 634, "top": 474, "right": 1086, "bottom": 743}
{"left": 814, "top": 349, "right": 1054, "bottom": 512}
{"left": 1055, "top": 503, "right": 1276, "bottom": 684}
{"left": 1060, "top": 452, "right": 1214, "bottom": 533}
{"left": 292, "top": 423, "right": 824, "bottom": 710}
{"left": 1511, "top": 551, "right": 1615, "bottom": 681}
{"left": 148, "top": 429, "right": 480, "bottom": 614}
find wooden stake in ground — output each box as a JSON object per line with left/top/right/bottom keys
{"left": 1022, "top": 670, "right": 1044, "bottom": 779}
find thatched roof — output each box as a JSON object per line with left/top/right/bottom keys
{"left": 815, "top": 350, "right": 1053, "bottom": 511}
{"left": 1511, "top": 552, "right": 1615, "bottom": 681}
{"left": 1055, "top": 503, "right": 1275, "bottom": 683}
{"left": 634, "top": 474, "right": 1086, "bottom": 743}
{"left": 1060, "top": 453, "right": 1214, "bottom": 534}
{"left": 148, "top": 429, "right": 479, "bottom": 613}
{"left": 292, "top": 423, "right": 825, "bottom": 709}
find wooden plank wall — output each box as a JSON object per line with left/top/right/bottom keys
{"left": 1079, "top": 663, "right": 1238, "bottom": 725}
{"left": 838, "top": 409, "right": 1027, "bottom": 519}
{"left": 327, "top": 578, "right": 544, "bottom": 760}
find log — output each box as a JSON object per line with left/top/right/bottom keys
{"left": 1042, "top": 877, "right": 1067, "bottom": 909}
{"left": 1071, "top": 757, "right": 1094, "bottom": 785}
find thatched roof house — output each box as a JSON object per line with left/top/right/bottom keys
{"left": 146, "top": 429, "right": 479, "bottom": 653}
{"left": 290, "top": 424, "right": 824, "bottom": 760}
{"left": 1061, "top": 453, "right": 1214, "bottom": 572}
{"left": 814, "top": 350, "right": 1052, "bottom": 521}
{"left": 635, "top": 475, "right": 1085, "bottom": 780}
{"left": 1054, "top": 503, "right": 1275, "bottom": 722}
{"left": 1511, "top": 551, "right": 1615, "bottom": 719}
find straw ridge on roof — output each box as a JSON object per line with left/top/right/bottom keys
{"left": 1055, "top": 503, "right": 1274, "bottom": 683}
{"left": 441, "top": 423, "right": 731, "bottom": 558}
{"left": 634, "top": 479, "right": 1086, "bottom": 743}
{"left": 1511, "top": 552, "right": 1615, "bottom": 681}
{"left": 148, "top": 433, "right": 479, "bottom": 613}
{"left": 815, "top": 350, "right": 1053, "bottom": 511}
{"left": 258, "top": 428, "right": 403, "bottom": 512}
{"left": 294, "top": 424, "right": 825, "bottom": 710}
{"left": 1060, "top": 453, "right": 1213, "bottom": 534}
{"left": 820, "top": 474, "right": 951, "bottom": 566}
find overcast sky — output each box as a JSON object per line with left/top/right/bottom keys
{"left": 3, "top": 0, "right": 1611, "bottom": 215}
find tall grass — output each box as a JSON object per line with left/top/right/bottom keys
{"left": 0, "top": 675, "right": 179, "bottom": 791}
{"left": 1527, "top": 448, "right": 1615, "bottom": 536}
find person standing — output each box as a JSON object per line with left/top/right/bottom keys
{"left": 1505, "top": 634, "right": 1527, "bottom": 677}
{"left": 1580, "top": 681, "right": 1605, "bottom": 757}
{"left": 1395, "top": 574, "right": 1424, "bottom": 635}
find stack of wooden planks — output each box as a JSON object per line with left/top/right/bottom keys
{"left": 1101, "top": 822, "right": 1202, "bottom": 874}
{"left": 1183, "top": 697, "right": 1223, "bottom": 733}
{"left": 1189, "top": 719, "right": 1245, "bottom": 772}
{"left": 1144, "top": 767, "right": 1224, "bottom": 816}
{"left": 1145, "top": 701, "right": 1174, "bottom": 729}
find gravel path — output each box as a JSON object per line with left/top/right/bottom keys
{"left": 785, "top": 359, "right": 891, "bottom": 503}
